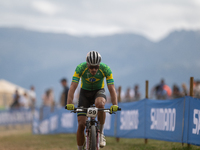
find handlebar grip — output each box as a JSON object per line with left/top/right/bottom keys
{"left": 118, "top": 107, "right": 121, "bottom": 111}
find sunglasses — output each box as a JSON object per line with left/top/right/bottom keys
{"left": 89, "top": 65, "right": 99, "bottom": 70}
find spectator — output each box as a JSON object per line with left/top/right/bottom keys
{"left": 181, "top": 83, "right": 188, "bottom": 96}
{"left": 117, "top": 86, "right": 125, "bottom": 102}
{"left": 133, "top": 84, "right": 141, "bottom": 101}
{"left": 151, "top": 79, "right": 172, "bottom": 100}
{"left": 125, "top": 87, "right": 131, "bottom": 102}
{"left": 125, "top": 87, "right": 134, "bottom": 102}
{"left": 194, "top": 80, "right": 200, "bottom": 98}
{"left": 28, "top": 85, "right": 36, "bottom": 109}
{"left": 171, "top": 84, "right": 183, "bottom": 99}
{"left": 10, "top": 89, "right": 20, "bottom": 109}
{"left": 19, "top": 92, "right": 30, "bottom": 109}
{"left": 60, "top": 78, "right": 69, "bottom": 106}
{"left": 42, "top": 89, "right": 54, "bottom": 107}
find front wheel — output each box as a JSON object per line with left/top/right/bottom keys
{"left": 90, "top": 125, "right": 96, "bottom": 150}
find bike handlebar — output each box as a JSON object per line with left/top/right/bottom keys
{"left": 65, "top": 106, "right": 121, "bottom": 113}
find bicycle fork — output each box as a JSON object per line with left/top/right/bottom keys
{"left": 85, "top": 118, "right": 100, "bottom": 150}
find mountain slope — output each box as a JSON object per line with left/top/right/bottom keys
{"left": 0, "top": 27, "right": 199, "bottom": 105}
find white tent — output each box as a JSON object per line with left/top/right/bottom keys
{"left": 0, "top": 79, "right": 28, "bottom": 108}
{"left": 0, "top": 79, "right": 27, "bottom": 95}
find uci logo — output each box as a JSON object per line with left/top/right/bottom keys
{"left": 89, "top": 78, "right": 96, "bottom": 82}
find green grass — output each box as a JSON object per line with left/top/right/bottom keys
{"left": 0, "top": 129, "right": 200, "bottom": 150}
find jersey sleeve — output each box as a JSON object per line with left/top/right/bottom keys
{"left": 102, "top": 63, "right": 114, "bottom": 85}
{"left": 72, "top": 63, "right": 86, "bottom": 83}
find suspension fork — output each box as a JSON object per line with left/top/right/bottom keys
{"left": 85, "top": 118, "right": 100, "bottom": 150}
{"left": 85, "top": 118, "right": 96, "bottom": 150}
{"left": 85, "top": 120, "right": 90, "bottom": 150}
{"left": 91, "top": 118, "right": 100, "bottom": 150}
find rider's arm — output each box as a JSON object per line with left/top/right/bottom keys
{"left": 107, "top": 84, "right": 118, "bottom": 105}
{"left": 67, "top": 82, "right": 78, "bottom": 104}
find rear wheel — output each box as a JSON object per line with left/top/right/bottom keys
{"left": 89, "top": 125, "right": 96, "bottom": 150}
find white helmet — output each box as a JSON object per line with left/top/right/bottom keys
{"left": 86, "top": 51, "right": 101, "bottom": 66}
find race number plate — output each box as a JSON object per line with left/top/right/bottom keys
{"left": 87, "top": 107, "right": 98, "bottom": 118}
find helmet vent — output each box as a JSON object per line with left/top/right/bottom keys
{"left": 86, "top": 51, "right": 101, "bottom": 66}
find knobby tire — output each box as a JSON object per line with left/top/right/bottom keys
{"left": 90, "top": 125, "right": 96, "bottom": 150}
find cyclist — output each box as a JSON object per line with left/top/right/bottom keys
{"left": 66, "top": 51, "right": 119, "bottom": 150}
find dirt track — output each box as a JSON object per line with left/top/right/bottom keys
{"left": 0, "top": 124, "right": 32, "bottom": 137}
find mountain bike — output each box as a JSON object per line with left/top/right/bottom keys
{"left": 65, "top": 105, "right": 121, "bottom": 150}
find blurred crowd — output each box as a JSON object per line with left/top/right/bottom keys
{"left": 107, "top": 79, "right": 200, "bottom": 103}
{"left": 10, "top": 86, "right": 36, "bottom": 109}
{"left": 150, "top": 79, "right": 200, "bottom": 100}
{"left": 106, "top": 84, "right": 141, "bottom": 103}
{"left": 10, "top": 78, "right": 200, "bottom": 109}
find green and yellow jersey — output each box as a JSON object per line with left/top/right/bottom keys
{"left": 72, "top": 62, "right": 114, "bottom": 90}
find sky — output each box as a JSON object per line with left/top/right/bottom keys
{"left": 0, "top": 0, "right": 200, "bottom": 41}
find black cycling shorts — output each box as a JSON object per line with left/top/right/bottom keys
{"left": 77, "top": 88, "right": 107, "bottom": 116}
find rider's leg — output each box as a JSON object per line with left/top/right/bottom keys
{"left": 77, "top": 116, "right": 87, "bottom": 149}
{"left": 95, "top": 97, "right": 106, "bottom": 131}
{"left": 95, "top": 97, "right": 106, "bottom": 147}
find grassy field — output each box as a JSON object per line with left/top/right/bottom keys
{"left": 0, "top": 126, "right": 200, "bottom": 150}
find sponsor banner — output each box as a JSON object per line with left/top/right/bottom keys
{"left": 32, "top": 108, "right": 51, "bottom": 134}
{"left": 0, "top": 108, "right": 33, "bottom": 125}
{"left": 104, "top": 104, "right": 115, "bottom": 137}
{"left": 187, "top": 97, "right": 200, "bottom": 145}
{"left": 145, "top": 98, "right": 185, "bottom": 142}
{"left": 57, "top": 108, "right": 78, "bottom": 134}
{"left": 41, "top": 106, "right": 52, "bottom": 119}
{"left": 182, "top": 96, "right": 190, "bottom": 143}
{"left": 116, "top": 100, "right": 145, "bottom": 138}
{"left": 32, "top": 108, "right": 78, "bottom": 134}
{"left": 32, "top": 108, "right": 40, "bottom": 134}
